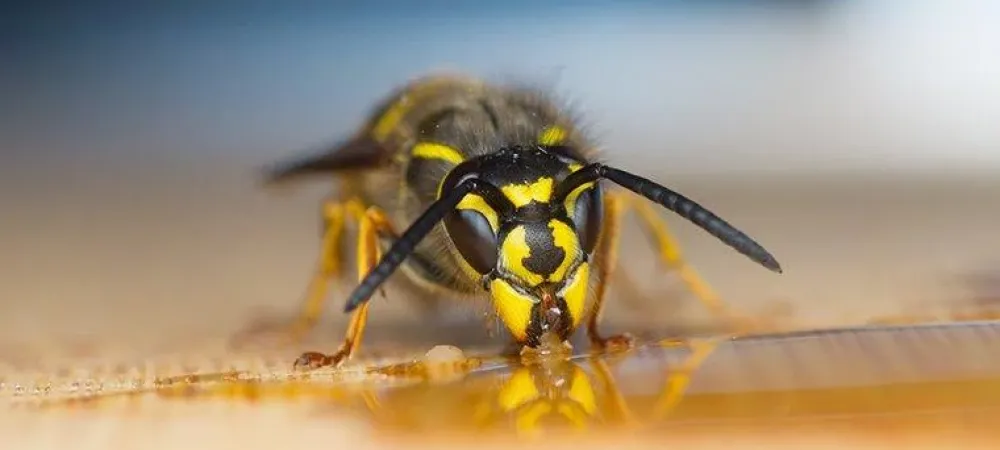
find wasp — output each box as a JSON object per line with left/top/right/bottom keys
{"left": 260, "top": 74, "right": 782, "bottom": 370}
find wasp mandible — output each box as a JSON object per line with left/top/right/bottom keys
{"left": 260, "top": 74, "right": 782, "bottom": 369}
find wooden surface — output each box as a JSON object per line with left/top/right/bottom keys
{"left": 3, "top": 170, "right": 1000, "bottom": 448}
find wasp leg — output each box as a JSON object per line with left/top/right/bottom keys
{"left": 651, "top": 338, "right": 721, "bottom": 420}
{"left": 625, "top": 193, "right": 759, "bottom": 332}
{"left": 586, "top": 190, "right": 634, "bottom": 351}
{"left": 589, "top": 356, "right": 637, "bottom": 427}
{"left": 229, "top": 197, "right": 367, "bottom": 348}
{"left": 287, "top": 197, "right": 368, "bottom": 340}
{"left": 293, "top": 205, "right": 397, "bottom": 370}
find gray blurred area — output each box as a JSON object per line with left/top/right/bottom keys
{"left": 1, "top": 0, "right": 998, "bottom": 360}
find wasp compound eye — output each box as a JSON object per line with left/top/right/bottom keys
{"left": 566, "top": 182, "right": 603, "bottom": 255}
{"left": 444, "top": 208, "right": 499, "bottom": 274}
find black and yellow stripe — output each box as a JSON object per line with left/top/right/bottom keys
{"left": 259, "top": 73, "right": 783, "bottom": 371}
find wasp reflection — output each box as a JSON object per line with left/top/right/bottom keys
{"left": 470, "top": 357, "right": 631, "bottom": 435}
{"left": 359, "top": 340, "right": 721, "bottom": 436}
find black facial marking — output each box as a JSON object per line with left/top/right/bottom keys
{"left": 521, "top": 222, "right": 564, "bottom": 279}
{"left": 458, "top": 145, "right": 575, "bottom": 190}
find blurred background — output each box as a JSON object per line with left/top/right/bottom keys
{"left": 2, "top": 0, "right": 999, "bottom": 363}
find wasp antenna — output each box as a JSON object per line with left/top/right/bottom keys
{"left": 560, "top": 164, "right": 782, "bottom": 273}
{"left": 342, "top": 177, "right": 483, "bottom": 312}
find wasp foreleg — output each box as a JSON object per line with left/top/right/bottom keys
{"left": 294, "top": 205, "right": 398, "bottom": 370}
{"left": 229, "top": 197, "right": 367, "bottom": 348}
{"left": 287, "top": 197, "right": 368, "bottom": 340}
{"left": 651, "top": 338, "right": 721, "bottom": 420}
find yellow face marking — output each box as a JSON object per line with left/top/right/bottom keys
{"left": 566, "top": 364, "right": 597, "bottom": 415}
{"left": 500, "top": 220, "right": 581, "bottom": 286}
{"left": 516, "top": 402, "right": 554, "bottom": 436}
{"left": 490, "top": 277, "right": 537, "bottom": 342}
{"left": 563, "top": 182, "right": 595, "bottom": 217}
{"left": 455, "top": 193, "right": 499, "bottom": 231}
{"left": 500, "top": 226, "right": 545, "bottom": 286}
{"left": 557, "top": 262, "right": 590, "bottom": 331}
{"left": 501, "top": 177, "right": 554, "bottom": 208}
{"left": 538, "top": 126, "right": 567, "bottom": 146}
{"left": 555, "top": 403, "right": 590, "bottom": 429}
{"left": 412, "top": 142, "right": 464, "bottom": 165}
{"left": 498, "top": 368, "right": 541, "bottom": 412}
{"left": 547, "top": 220, "right": 579, "bottom": 283}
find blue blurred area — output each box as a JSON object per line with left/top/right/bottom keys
{"left": 2, "top": 0, "right": 996, "bottom": 175}
{"left": 7, "top": 0, "right": 827, "bottom": 26}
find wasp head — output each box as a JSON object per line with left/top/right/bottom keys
{"left": 440, "top": 145, "right": 603, "bottom": 347}
{"left": 342, "top": 143, "right": 781, "bottom": 349}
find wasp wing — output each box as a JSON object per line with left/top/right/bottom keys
{"left": 261, "top": 135, "right": 390, "bottom": 187}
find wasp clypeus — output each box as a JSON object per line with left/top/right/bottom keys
{"left": 260, "top": 73, "right": 782, "bottom": 370}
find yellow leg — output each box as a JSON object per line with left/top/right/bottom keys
{"left": 229, "top": 197, "right": 367, "bottom": 348}
{"left": 588, "top": 357, "right": 637, "bottom": 427}
{"left": 586, "top": 190, "right": 634, "bottom": 351}
{"left": 651, "top": 338, "right": 721, "bottom": 420}
{"left": 293, "top": 205, "right": 398, "bottom": 370}
{"left": 286, "top": 197, "right": 368, "bottom": 339}
{"left": 626, "top": 193, "right": 753, "bottom": 330}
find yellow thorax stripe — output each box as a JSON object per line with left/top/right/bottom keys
{"left": 371, "top": 78, "right": 454, "bottom": 142}
{"left": 538, "top": 126, "right": 567, "bottom": 146}
{"left": 412, "top": 142, "right": 465, "bottom": 165}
